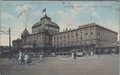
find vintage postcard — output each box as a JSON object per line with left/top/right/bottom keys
{"left": 0, "top": 1, "right": 119, "bottom": 75}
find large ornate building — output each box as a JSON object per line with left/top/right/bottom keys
{"left": 20, "top": 14, "right": 59, "bottom": 53}
{"left": 12, "top": 14, "right": 118, "bottom": 55}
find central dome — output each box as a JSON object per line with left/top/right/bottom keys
{"left": 32, "top": 14, "right": 59, "bottom": 28}
{"left": 32, "top": 14, "right": 59, "bottom": 34}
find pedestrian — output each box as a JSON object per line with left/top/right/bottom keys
{"left": 18, "top": 50, "right": 22, "bottom": 64}
{"left": 39, "top": 54, "right": 43, "bottom": 63}
{"left": 24, "top": 53, "right": 29, "bottom": 64}
{"left": 18, "top": 55, "right": 22, "bottom": 64}
{"left": 21, "top": 53, "right": 25, "bottom": 64}
{"left": 71, "top": 52, "right": 74, "bottom": 59}
{"left": 74, "top": 52, "right": 76, "bottom": 59}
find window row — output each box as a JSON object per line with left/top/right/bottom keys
{"left": 53, "top": 32, "right": 94, "bottom": 40}
{"left": 52, "top": 40, "right": 95, "bottom": 47}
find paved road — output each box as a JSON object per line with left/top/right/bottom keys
{"left": 0, "top": 55, "right": 119, "bottom": 75}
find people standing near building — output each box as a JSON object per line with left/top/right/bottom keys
{"left": 90, "top": 51, "right": 93, "bottom": 56}
{"left": 71, "top": 51, "right": 76, "bottom": 59}
{"left": 39, "top": 54, "right": 43, "bottom": 63}
{"left": 24, "top": 53, "right": 29, "bottom": 64}
{"left": 21, "top": 53, "right": 25, "bottom": 64}
{"left": 18, "top": 50, "right": 22, "bottom": 64}
{"left": 71, "top": 52, "right": 74, "bottom": 59}
{"left": 74, "top": 52, "right": 76, "bottom": 59}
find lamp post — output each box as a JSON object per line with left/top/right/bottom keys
{"left": 9, "top": 28, "right": 11, "bottom": 50}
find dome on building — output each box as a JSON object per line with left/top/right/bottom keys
{"left": 21, "top": 28, "right": 29, "bottom": 36}
{"left": 40, "top": 14, "right": 51, "bottom": 20}
{"left": 32, "top": 21, "right": 42, "bottom": 28}
{"left": 48, "top": 21, "right": 59, "bottom": 28}
{"left": 32, "top": 14, "right": 59, "bottom": 28}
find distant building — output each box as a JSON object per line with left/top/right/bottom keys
{"left": 12, "top": 38, "right": 22, "bottom": 50}
{"left": 12, "top": 14, "right": 118, "bottom": 55}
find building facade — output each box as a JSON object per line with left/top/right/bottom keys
{"left": 12, "top": 14, "right": 118, "bottom": 55}
{"left": 52, "top": 23, "right": 118, "bottom": 55}
{"left": 12, "top": 38, "right": 22, "bottom": 50}
{"left": 20, "top": 14, "right": 59, "bottom": 53}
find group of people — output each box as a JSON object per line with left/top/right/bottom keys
{"left": 17, "top": 50, "right": 44, "bottom": 64}
{"left": 18, "top": 51, "right": 31, "bottom": 64}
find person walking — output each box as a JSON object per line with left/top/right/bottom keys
{"left": 39, "top": 54, "right": 43, "bottom": 63}
{"left": 24, "top": 53, "right": 29, "bottom": 64}
{"left": 18, "top": 50, "right": 22, "bottom": 64}
{"left": 74, "top": 52, "right": 76, "bottom": 59}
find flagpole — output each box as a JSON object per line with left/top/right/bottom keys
{"left": 45, "top": 8, "right": 46, "bottom": 15}
{"left": 45, "top": 11, "right": 46, "bottom": 15}
{"left": 42, "top": 8, "right": 46, "bottom": 16}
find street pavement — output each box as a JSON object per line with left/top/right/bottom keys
{"left": 0, "top": 55, "right": 119, "bottom": 75}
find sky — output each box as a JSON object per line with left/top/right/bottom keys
{"left": 0, "top": 1, "right": 120, "bottom": 46}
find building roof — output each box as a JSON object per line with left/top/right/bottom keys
{"left": 21, "top": 28, "right": 29, "bottom": 36}
{"left": 40, "top": 14, "right": 51, "bottom": 20}
{"left": 46, "top": 21, "right": 59, "bottom": 28}
{"left": 53, "top": 22, "right": 118, "bottom": 35}
{"left": 78, "top": 23, "right": 118, "bottom": 34}
{"left": 33, "top": 21, "right": 42, "bottom": 27}
{"left": 32, "top": 14, "right": 59, "bottom": 28}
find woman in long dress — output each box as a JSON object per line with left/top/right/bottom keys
{"left": 39, "top": 54, "right": 43, "bottom": 63}
{"left": 24, "top": 54, "right": 29, "bottom": 64}
{"left": 18, "top": 51, "right": 22, "bottom": 64}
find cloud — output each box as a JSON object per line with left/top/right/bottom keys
{"left": 1, "top": 11, "right": 32, "bottom": 46}
{"left": 33, "top": 10, "right": 43, "bottom": 18}
{"left": 56, "top": 5, "right": 86, "bottom": 31}
{"left": 91, "top": 11, "right": 100, "bottom": 19}
{"left": 70, "top": 3, "right": 86, "bottom": 16}
{"left": 16, "top": 4, "right": 32, "bottom": 13}
{"left": 16, "top": 4, "right": 32, "bottom": 18}
{"left": 57, "top": 9, "right": 79, "bottom": 21}
{"left": 71, "top": 3, "right": 81, "bottom": 11}
{"left": 1, "top": 12, "right": 15, "bottom": 21}
{"left": 59, "top": 2, "right": 87, "bottom": 16}
{"left": 57, "top": 10, "right": 63, "bottom": 14}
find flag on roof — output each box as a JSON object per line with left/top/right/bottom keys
{"left": 42, "top": 8, "right": 46, "bottom": 13}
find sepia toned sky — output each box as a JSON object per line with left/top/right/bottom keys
{"left": 0, "top": 1, "right": 120, "bottom": 46}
